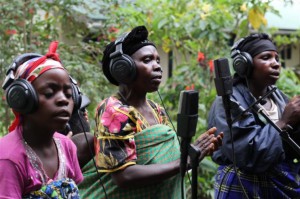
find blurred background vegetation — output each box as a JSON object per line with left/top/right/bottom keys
{"left": 1, "top": 0, "right": 300, "bottom": 198}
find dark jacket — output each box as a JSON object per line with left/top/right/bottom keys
{"left": 208, "top": 82, "right": 290, "bottom": 173}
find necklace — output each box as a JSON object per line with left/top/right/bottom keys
{"left": 23, "top": 137, "right": 66, "bottom": 183}
{"left": 23, "top": 140, "right": 48, "bottom": 184}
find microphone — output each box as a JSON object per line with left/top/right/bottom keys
{"left": 177, "top": 90, "right": 199, "bottom": 177}
{"left": 214, "top": 58, "right": 233, "bottom": 126}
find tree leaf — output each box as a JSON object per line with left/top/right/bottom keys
{"left": 248, "top": 7, "right": 267, "bottom": 30}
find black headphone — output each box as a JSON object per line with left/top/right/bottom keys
{"left": 2, "top": 53, "right": 82, "bottom": 114}
{"left": 109, "top": 32, "right": 137, "bottom": 84}
{"left": 230, "top": 33, "right": 270, "bottom": 77}
{"left": 69, "top": 76, "right": 82, "bottom": 114}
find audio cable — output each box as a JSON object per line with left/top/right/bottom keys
{"left": 76, "top": 109, "right": 108, "bottom": 199}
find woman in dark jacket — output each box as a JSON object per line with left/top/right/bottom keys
{"left": 208, "top": 33, "right": 300, "bottom": 198}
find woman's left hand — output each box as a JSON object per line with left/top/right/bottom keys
{"left": 191, "top": 127, "right": 223, "bottom": 162}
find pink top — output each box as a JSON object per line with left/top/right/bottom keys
{"left": 0, "top": 126, "right": 83, "bottom": 198}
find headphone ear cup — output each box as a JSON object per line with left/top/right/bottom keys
{"left": 71, "top": 83, "right": 82, "bottom": 113}
{"left": 233, "top": 51, "right": 253, "bottom": 77}
{"left": 6, "top": 79, "right": 38, "bottom": 114}
{"left": 110, "top": 54, "right": 137, "bottom": 84}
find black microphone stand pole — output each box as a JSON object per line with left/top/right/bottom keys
{"left": 188, "top": 144, "right": 201, "bottom": 199}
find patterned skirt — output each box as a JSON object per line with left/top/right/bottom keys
{"left": 214, "top": 163, "right": 300, "bottom": 199}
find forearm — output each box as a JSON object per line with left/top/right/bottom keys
{"left": 71, "top": 132, "right": 94, "bottom": 168}
{"left": 111, "top": 159, "right": 180, "bottom": 188}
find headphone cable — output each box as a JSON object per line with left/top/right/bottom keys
{"left": 215, "top": 121, "right": 249, "bottom": 199}
{"left": 77, "top": 109, "right": 108, "bottom": 199}
{"left": 215, "top": 93, "right": 249, "bottom": 199}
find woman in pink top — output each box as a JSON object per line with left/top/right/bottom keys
{"left": 0, "top": 41, "right": 83, "bottom": 198}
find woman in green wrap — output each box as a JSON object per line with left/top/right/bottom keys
{"left": 78, "top": 26, "right": 223, "bottom": 199}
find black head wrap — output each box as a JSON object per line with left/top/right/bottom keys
{"left": 102, "top": 26, "right": 156, "bottom": 85}
{"left": 236, "top": 33, "right": 277, "bottom": 58}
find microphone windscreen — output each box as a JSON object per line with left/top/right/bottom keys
{"left": 214, "top": 58, "right": 233, "bottom": 97}
{"left": 214, "top": 58, "right": 231, "bottom": 78}
{"left": 178, "top": 90, "right": 198, "bottom": 115}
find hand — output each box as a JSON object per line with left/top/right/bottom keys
{"left": 191, "top": 127, "right": 223, "bottom": 162}
{"left": 66, "top": 130, "right": 73, "bottom": 138}
{"left": 278, "top": 95, "right": 300, "bottom": 128}
{"left": 83, "top": 110, "right": 89, "bottom": 122}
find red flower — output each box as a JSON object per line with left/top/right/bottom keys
{"left": 185, "top": 84, "right": 195, "bottom": 90}
{"left": 5, "top": 29, "right": 17, "bottom": 35}
{"left": 197, "top": 52, "right": 205, "bottom": 62}
{"left": 109, "top": 27, "right": 119, "bottom": 33}
{"left": 29, "top": 8, "right": 35, "bottom": 14}
{"left": 208, "top": 60, "right": 214, "bottom": 73}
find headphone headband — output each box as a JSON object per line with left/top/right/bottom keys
{"left": 115, "top": 32, "right": 130, "bottom": 45}
{"left": 109, "top": 32, "right": 137, "bottom": 84}
{"left": 109, "top": 32, "right": 130, "bottom": 59}
{"left": 2, "top": 53, "right": 43, "bottom": 90}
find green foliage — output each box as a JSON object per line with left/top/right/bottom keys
{"left": 104, "top": 0, "right": 234, "bottom": 58}
{"left": 277, "top": 68, "right": 300, "bottom": 97}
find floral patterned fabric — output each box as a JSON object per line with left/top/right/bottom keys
{"left": 23, "top": 178, "right": 80, "bottom": 199}
{"left": 94, "top": 93, "right": 169, "bottom": 172}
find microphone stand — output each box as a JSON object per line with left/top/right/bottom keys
{"left": 188, "top": 144, "right": 201, "bottom": 199}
